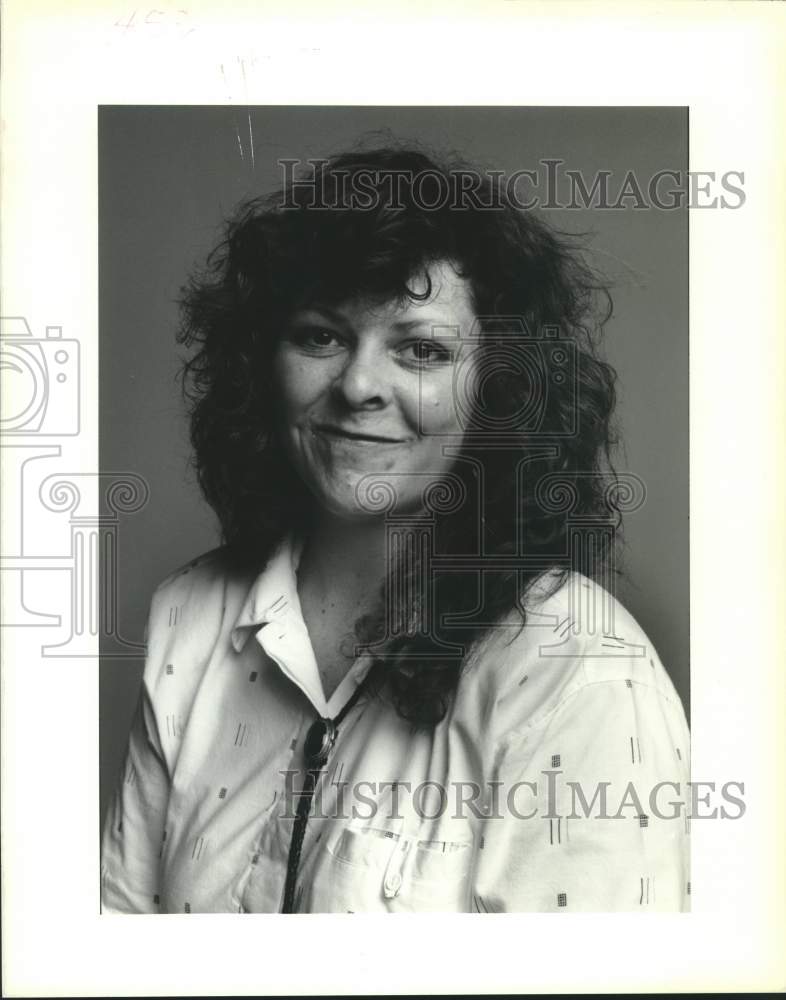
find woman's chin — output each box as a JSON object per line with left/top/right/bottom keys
{"left": 308, "top": 480, "right": 413, "bottom": 522}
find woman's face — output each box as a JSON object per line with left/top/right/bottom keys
{"left": 272, "top": 259, "right": 477, "bottom": 519}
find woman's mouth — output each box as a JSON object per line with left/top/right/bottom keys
{"left": 313, "top": 423, "right": 408, "bottom": 445}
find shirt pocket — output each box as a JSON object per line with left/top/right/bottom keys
{"left": 305, "top": 821, "right": 404, "bottom": 913}
{"left": 394, "top": 825, "right": 476, "bottom": 912}
{"left": 305, "top": 819, "right": 476, "bottom": 913}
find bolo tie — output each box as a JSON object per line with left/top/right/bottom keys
{"left": 281, "top": 675, "right": 369, "bottom": 913}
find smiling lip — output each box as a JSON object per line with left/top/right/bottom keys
{"left": 314, "top": 423, "right": 407, "bottom": 444}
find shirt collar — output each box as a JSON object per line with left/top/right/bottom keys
{"left": 230, "top": 532, "right": 374, "bottom": 718}
{"left": 230, "top": 534, "right": 304, "bottom": 654}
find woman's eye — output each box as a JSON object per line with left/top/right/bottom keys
{"left": 291, "top": 327, "right": 342, "bottom": 351}
{"left": 399, "top": 340, "right": 453, "bottom": 366}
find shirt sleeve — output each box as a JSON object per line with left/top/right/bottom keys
{"left": 472, "top": 674, "right": 691, "bottom": 912}
{"left": 101, "top": 617, "right": 171, "bottom": 914}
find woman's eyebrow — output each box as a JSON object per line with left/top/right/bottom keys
{"left": 290, "top": 305, "right": 349, "bottom": 326}
{"left": 290, "top": 308, "right": 461, "bottom": 335}
{"left": 391, "top": 318, "right": 456, "bottom": 333}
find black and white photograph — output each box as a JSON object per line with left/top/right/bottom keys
{"left": 99, "top": 106, "right": 691, "bottom": 915}
{"left": 3, "top": 2, "right": 784, "bottom": 996}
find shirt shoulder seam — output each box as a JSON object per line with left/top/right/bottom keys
{"left": 509, "top": 673, "right": 688, "bottom": 739}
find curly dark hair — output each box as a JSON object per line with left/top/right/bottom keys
{"left": 177, "top": 143, "right": 621, "bottom": 725}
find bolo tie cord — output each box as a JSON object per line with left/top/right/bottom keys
{"left": 281, "top": 675, "right": 370, "bottom": 913}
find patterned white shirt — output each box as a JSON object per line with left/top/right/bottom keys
{"left": 101, "top": 536, "right": 691, "bottom": 913}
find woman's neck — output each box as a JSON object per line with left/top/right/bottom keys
{"left": 297, "top": 510, "right": 389, "bottom": 610}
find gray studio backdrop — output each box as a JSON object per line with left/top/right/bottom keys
{"left": 99, "top": 106, "right": 689, "bottom": 829}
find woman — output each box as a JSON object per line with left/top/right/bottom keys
{"left": 101, "top": 145, "right": 690, "bottom": 913}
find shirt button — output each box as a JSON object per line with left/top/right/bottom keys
{"left": 383, "top": 872, "right": 402, "bottom": 898}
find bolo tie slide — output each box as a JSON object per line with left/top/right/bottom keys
{"left": 281, "top": 679, "right": 367, "bottom": 913}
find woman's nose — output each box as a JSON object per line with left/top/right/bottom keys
{"left": 334, "top": 348, "right": 391, "bottom": 409}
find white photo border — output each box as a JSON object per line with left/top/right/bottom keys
{"left": 2, "top": 1, "right": 785, "bottom": 995}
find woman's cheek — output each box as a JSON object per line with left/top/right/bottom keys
{"left": 278, "top": 358, "right": 325, "bottom": 418}
{"left": 415, "top": 381, "right": 463, "bottom": 436}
